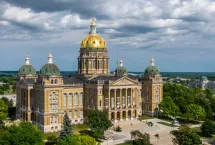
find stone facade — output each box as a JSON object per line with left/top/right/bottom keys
{"left": 16, "top": 19, "right": 163, "bottom": 133}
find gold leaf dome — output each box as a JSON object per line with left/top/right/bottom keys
{"left": 80, "top": 18, "right": 106, "bottom": 49}
{"left": 81, "top": 35, "right": 106, "bottom": 49}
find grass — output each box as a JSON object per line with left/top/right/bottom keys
{"left": 44, "top": 123, "right": 90, "bottom": 139}
{"left": 44, "top": 132, "right": 60, "bottom": 140}
{"left": 138, "top": 115, "right": 152, "bottom": 120}
{"left": 157, "top": 121, "right": 172, "bottom": 127}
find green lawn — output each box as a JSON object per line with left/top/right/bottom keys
{"left": 44, "top": 123, "right": 90, "bottom": 139}
{"left": 138, "top": 115, "right": 152, "bottom": 120}
{"left": 157, "top": 121, "right": 172, "bottom": 127}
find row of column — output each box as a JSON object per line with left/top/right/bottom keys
{"left": 107, "top": 88, "right": 138, "bottom": 109}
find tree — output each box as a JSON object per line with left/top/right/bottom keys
{"left": 59, "top": 113, "right": 72, "bottom": 140}
{"left": 0, "top": 122, "right": 44, "bottom": 145}
{"left": 0, "top": 99, "right": 8, "bottom": 121}
{"left": 58, "top": 135, "right": 97, "bottom": 145}
{"left": 195, "top": 93, "right": 212, "bottom": 119}
{"left": 88, "top": 110, "right": 112, "bottom": 139}
{"left": 172, "top": 125, "right": 201, "bottom": 145}
{"left": 159, "top": 96, "right": 180, "bottom": 117}
{"left": 204, "top": 88, "right": 214, "bottom": 100}
{"left": 130, "top": 130, "right": 151, "bottom": 145}
{"left": 1, "top": 97, "right": 9, "bottom": 104}
{"left": 201, "top": 120, "right": 215, "bottom": 137}
{"left": 184, "top": 104, "right": 206, "bottom": 121}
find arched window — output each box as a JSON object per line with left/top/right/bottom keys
{"left": 80, "top": 110, "right": 83, "bottom": 117}
{"left": 63, "top": 93, "right": 67, "bottom": 106}
{"left": 55, "top": 79, "right": 57, "bottom": 84}
{"left": 68, "top": 111, "right": 72, "bottom": 119}
{"left": 51, "top": 79, "right": 54, "bottom": 84}
{"left": 74, "top": 93, "right": 78, "bottom": 105}
{"left": 79, "top": 93, "right": 83, "bottom": 105}
{"left": 74, "top": 110, "right": 78, "bottom": 117}
{"left": 68, "top": 93, "right": 72, "bottom": 105}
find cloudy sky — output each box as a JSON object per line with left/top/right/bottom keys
{"left": 1, "top": 0, "right": 215, "bottom": 72}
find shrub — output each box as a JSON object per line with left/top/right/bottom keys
{"left": 115, "top": 125, "right": 122, "bottom": 132}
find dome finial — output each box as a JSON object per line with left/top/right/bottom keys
{"left": 25, "top": 55, "right": 30, "bottom": 65}
{"left": 150, "top": 57, "right": 154, "bottom": 66}
{"left": 120, "top": 59, "right": 123, "bottom": 67}
{"left": 48, "top": 51, "right": 53, "bottom": 64}
{"left": 89, "top": 17, "right": 97, "bottom": 34}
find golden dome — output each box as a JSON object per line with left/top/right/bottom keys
{"left": 80, "top": 18, "right": 106, "bottom": 49}
{"left": 81, "top": 35, "right": 106, "bottom": 49}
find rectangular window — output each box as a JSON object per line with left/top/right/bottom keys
{"left": 105, "top": 98, "right": 108, "bottom": 107}
{"left": 68, "top": 95, "right": 72, "bottom": 105}
{"left": 68, "top": 111, "right": 72, "bottom": 118}
{"left": 123, "top": 96, "right": 125, "bottom": 105}
{"left": 79, "top": 93, "right": 82, "bottom": 105}
{"left": 128, "top": 96, "right": 131, "bottom": 104}
{"left": 74, "top": 110, "right": 78, "bottom": 117}
{"left": 80, "top": 110, "right": 83, "bottom": 117}
{"left": 111, "top": 97, "right": 114, "bottom": 107}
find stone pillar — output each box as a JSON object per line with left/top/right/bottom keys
{"left": 108, "top": 89, "right": 110, "bottom": 109}
{"left": 114, "top": 89, "right": 116, "bottom": 109}
{"left": 120, "top": 111, "right": 123, "bottom": 121}
{"left": 131, "top": 109, "right": 133, "bottom": 120}
{"left": 131, "top": 89, "right": 133, "bottom": 108}
{"left": 27, "top": 89, "right": 30, "bottom": 111}
{"left": 125, "top": 88, "right": 127, "bottom": 108}
{"left": 120, "top": 89, "right": 122, "bottom": 109}
{"left": 136, "top": 88, "right": 138, "bottom": 108}
{"left": 125, "top": 110, "right": 128, "bottom": 120}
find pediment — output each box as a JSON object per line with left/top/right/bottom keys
{"left": 111, "top": 77, "right": 138, "bottom": 86}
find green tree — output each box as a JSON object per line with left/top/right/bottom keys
{"left": 0, "top": 99, "right": 8, "bottom": 120}
{"left": 195, "top": 93, "right": 212, "bottom": 119}
{"left": 47, "top": 135, "right": 58, "bottom": 145}
{"left": 204, "top": 88, "right": 214, "bottom": 100}
{"left": 185, "top": 104, "right": 206, "bottom": 121}
{"left": 130, "top": 130, "right": 151, "bottom": 145}
{"left": 59, "top": 113, "right": 72, "bottom": 140}
{"left": 172, "top": 125, "right": 201, "bottom": 145}
{"left": 1, "top": 97, "right": 9, "bottom": 104}
{"left": 0, "top": 122, "right": 44, "bottom": 145}
{"left": 159, "top": 96, "right": 180, "bottom": 117}
{"left": 58, "top": 135, "right": 97, "bottom": 145}
{"left": 0, "top": 90, "right": 4, "bottom": 95}
{"left": 88, "top": 110, "right": 112, "bottom": 139}
{"left": 201, "top": 120, "right": 215, "bottom": 137}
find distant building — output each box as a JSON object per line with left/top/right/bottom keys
{"left": 16, "top": 18, "right": 163, "bottom": 133}
{"left": 188, "top": 76, "right": 215, "bottom": 93}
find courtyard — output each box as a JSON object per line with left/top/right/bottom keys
{"left": 103, "top": 118, "right": 179, "bottom": 145}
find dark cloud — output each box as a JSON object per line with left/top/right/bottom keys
{"left": 0, "top": 0, "right": 110, "bottom": 19}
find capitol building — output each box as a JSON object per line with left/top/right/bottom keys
{"left": 16, "top": 19, "right": 163, "bottom": 133}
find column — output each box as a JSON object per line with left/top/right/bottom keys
{"left": 136, "top": 89, "right": 138, "bottom": 108}
{"left": 131, "top": 89, "right": 133, "bottom": 108}
{"left": 131, "top": 110, "right": 133, "bottom": 120}
{"left": 125, "top": 88, "right": 127, "bottom": 108}
{"left": 120, "top": 111, "right": 123, "bottom": 121}
{"left": 125, "top": 110, "right": 128, "bottom": 120}
{"left": 27, "top": 89, "right": 30, "bottom": 110}
{"left": 114, "top": 111, "right": 117, "bottom": 122}
{"left": 108, "top": 89, "right": 110, "bottom": 109}
{"left": 114, "top": 89, "right": 116, "bottom": 109}
{"left": 120, "top": 89, "right": 122, "bottom": 109}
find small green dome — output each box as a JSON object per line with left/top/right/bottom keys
{"left": 200, "top": 76, "right": 208, "bottom": 82}
{"left": 19, "top": 64, "right": 36, "bottom": 75}
{"left": 144, "top": 66, "right": 160, "bottom": 75}
{"left": 40, "top": 63, "right": 60, "bottom": 76}
{"left": 115, "top": 66, "right": 128, "bottom": 75}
